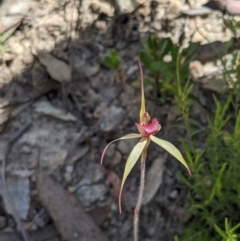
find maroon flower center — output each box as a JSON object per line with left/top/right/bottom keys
{"left": 135, "top": 118, "right": 160, "bottom": 137}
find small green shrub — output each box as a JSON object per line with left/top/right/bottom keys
{"left": 138, "top": 34, "right": 197, "bottom": 102}
{"left": 174, "top": 47, "right": 240, "bottom": 241}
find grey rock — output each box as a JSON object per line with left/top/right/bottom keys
{"left": 84, "top": 64, "right": 100, "bottom": 78}
{"left": 76, "top": 184, "right": 108, "bottom": 206}
{"left": 100, "top": 106, "right": 124, "bottom": 132}
{"left": 117, "top": 140, "right": 134, "bottom": 155}
{"left": 7, "top": 176, "right": 30, "bottom": 220}
{"left": 76, "top": 162, "right": 105, "bottom": 188}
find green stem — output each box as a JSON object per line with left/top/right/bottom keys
{"left": 134, "top": 150, "right": 147, "bottom": 241}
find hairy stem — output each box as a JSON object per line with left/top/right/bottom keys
{"left": 134, "top": 150, "right": 147, "bottom": 241}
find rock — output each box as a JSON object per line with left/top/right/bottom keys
{"left": 100, "top": 106, "right": 124, "bottom": 132}
{"left": 138, "top": 6, "right": 151, "bottom": 16}
{"left": 76, "top": 162, "right": 105, "bottom": 188}
{"left": 76, "top": 184, "right": 108, "bottom": 206}
{"left": 93, "top": 102, "right": 108, "bottom": 118}
{"left": 190, "top": 60, "right": 204, "bottom": 79}
{"left": 111, "top": 151, "right": 122, "bottom": 166}
{"left": 66, "top": 165, "right": 74, "bottom": 173}
{"left": 126, "top": 65, "right": 138, "bottom": 76}
{"left": 48, "top": 149, "right": 68, "bottom": 171}
{"left": 105, "top": 144, "right": 116, "bottom": 158}
{"left": 84, "top": 64, "right": 100, "bottom": 78}
{"left": 35, "top": 100, "right": 77, "bottom": 122}
{"left": 68, "top": 146, "right": 89, "bottom": 164}
{"left": 169, "top": 189, "right": 178, "bottom": 199}
{"left": 117, "top": 140, "right": 135, "bottom": 155}
{"left": 90, "top": 1, "right": 114, "bottom": 17}
{"left": 192, "top": 28, "right": 209, "bottom": 42}
{"left": 113, "top": 0, "right": 136, "bottom": 13}
{"left": 143, "top": 154, "right": 166, "bottom": 205}
{"left": 95, "top": 20, "right": 107, "bottom": 32}
{"left": 7, "top": 176, "right": 30, "bottom": 220}
{"left": 21, "top": 145, "right": 32, "bottom": 154}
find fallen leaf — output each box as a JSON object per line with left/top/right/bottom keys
{"left": 142, "top": 154, "right": 167, "bottom": 205}
{"left": 35, "top": 100, "right": 76, "bottom": 122}
{"left": 36, "top": 172, "right": 109, "bottom": 241}
{"left": 37, "top": 52, "right": 71, "bottom": 83}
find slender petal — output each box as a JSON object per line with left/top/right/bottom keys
{"left": 119, "top": 137, "right": 149, "bottom": 213}
{"left": 150, "top": 135, "right": 191, "bottom": 175}
{"left": 100, "top": 134, "right": 142, "bottom": 165}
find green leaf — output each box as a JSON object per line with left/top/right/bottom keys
{"left": 147, "top": 34, "right": 157, "bottom": 52}
{"left": 139, "top": 51, "right": 152, "bottom": 70}
{"left": 159, "top": 37, "right": 173, "bottom": 57}
{"left": 150, "top": 135, "right": 191, "bottom": 175}
{"left": 104, "top": 56, "right": 114, "bottom": 69}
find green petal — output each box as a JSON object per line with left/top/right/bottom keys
{"left": 100, "top": 133, "right": 142, "bottom": 165}
{"left": 150, "top": 135, "right": 191, "bottom": 175}
{"left": 119, "top": 137, "right": 149, "bottom": 213}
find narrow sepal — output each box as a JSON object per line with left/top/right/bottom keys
{"left": 150, "top": 135, "right": 191, "bottom": 175}
{"left": 100, "top": 134, "right": 142, "bottom": 165}
{"left": 119, "top": 137, "right": 149, "bottom": 213}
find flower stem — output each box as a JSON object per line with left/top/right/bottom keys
{"left": 134, "top": 149, "right": 147, "bottom": 241}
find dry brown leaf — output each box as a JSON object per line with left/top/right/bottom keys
{"left": 36, "top": 172, "right": 109, "bottom": 241}
{"left": 37, "top": 52, "right": 71, "bottom": 83}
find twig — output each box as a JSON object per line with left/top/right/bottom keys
{"left": 2, "top": 122, "right": 32, "bottom": 241}
{"left": 134, "top": 149, "right": 147, "bottom": 241}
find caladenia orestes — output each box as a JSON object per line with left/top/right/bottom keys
{"left": 101, "top": 60, "right": 191, "bottom": 241}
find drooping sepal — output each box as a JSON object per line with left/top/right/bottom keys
{"left": 118, "top": 137, "right": 149, "bottom": 213}
{"left": 150, "top": 135, "right": 191, "bottom": 175}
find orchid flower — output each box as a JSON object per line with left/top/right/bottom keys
{"left": 101, "top": 61, "right": 191, "bottom": 241}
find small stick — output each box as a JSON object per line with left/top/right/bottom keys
{"left": 2, "top": 122, "right": 32, "bottom": 241}
{"left": 134, "top": 149, "right": 147, "bottom": 241}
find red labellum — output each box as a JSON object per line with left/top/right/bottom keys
{"left": 135, "top": 118, "right": 161, "bottom": 137}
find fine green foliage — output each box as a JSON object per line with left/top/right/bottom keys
{"left": 138, "top": 34, "right": 197, "bottom": 102}
{"left": 174, "top": 47, "right": 240, "bottom": 241}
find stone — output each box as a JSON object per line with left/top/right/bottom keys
{"left": 76, "top": 162, "right": 105, "bottom": 187}
{"left": 112, "top": 151, "right": 122, "bottom": 165}
{"left": 90, "top": 1, "right": 114, "bottom": 17}
{"left": 7, "top": 176, "right": 30, "bottom": 220}
{"left": 95, "top": 20, "right": 107, "bottom": 32}
{"left": 169, "top": 189, "right": 178, "bottom": 199}
{"left": 83, "top": 64, "right": 100, "bottom": 78}
{"left": 190, "top": 60, "right": 204, "bottom": 79}
{"left": 118, "top": 140, "right": 133, "bottom": 155}
{"left": 76, "top": 184, "right": 108, "bottom": 206}
{"left": 100, "top": 106, "right": 124, "bottom": 132}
